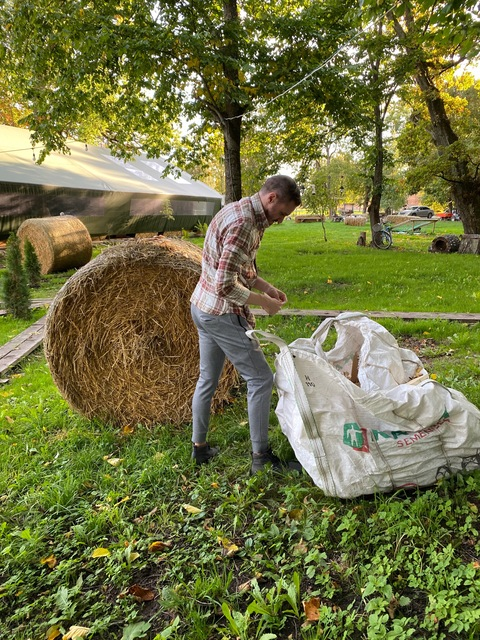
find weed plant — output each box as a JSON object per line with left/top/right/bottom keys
{"left": 1, "top": 223, "right": 480, "bottom": 638}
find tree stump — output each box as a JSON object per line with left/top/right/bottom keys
{"left": 357, "top": 231, "right": 367, "bottom": 246}
{"left": 459, "top": 234, "right": 480, "bottom": 254}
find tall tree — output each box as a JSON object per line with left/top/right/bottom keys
{"left": 357, "top": 20, "right": 401, "bottom": 237}
{"left": 0, "top": 0, "right": 352, "bottom": 203}
{"left": 363, "top": 0, "right": 480, "bottom": 235}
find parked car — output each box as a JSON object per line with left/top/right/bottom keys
{"left": 401, "top": 205, "right": 435, "bottom": 218}
{"left": 436, "top": 211, "right": 453, "bottom": 220}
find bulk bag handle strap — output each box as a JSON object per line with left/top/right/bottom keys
{"left": 247, "top": 329, "right": 337, "bottom": 496}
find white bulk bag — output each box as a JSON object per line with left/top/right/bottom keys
{"left": 248, "top": 313, "right": 480, "bottom": 498}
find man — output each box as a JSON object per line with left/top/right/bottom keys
{"left": 190, "top": 175, "right": 301, "bottom": 473}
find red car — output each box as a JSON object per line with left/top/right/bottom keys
{"left": 436, "top": 211, "right": 453, "bottom": 220}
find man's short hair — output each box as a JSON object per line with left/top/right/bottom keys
{"left": 260, "top": 175, "right": 302, "bottom": 206}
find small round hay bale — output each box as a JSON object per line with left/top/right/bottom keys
{"left": 18, "top": 216, "right": 92, "bottom": 274}
{"left": 344, "top": 215, "right": 367, "bottom": 226}
{"left": 384, "top": 215, "right": 412, "bottom": 225}
{"left": 44, "top": 237, "right": 238, "bottom": 427}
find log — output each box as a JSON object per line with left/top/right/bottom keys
{"left": 429, "top": 234, "right": 461, "bottom": 253}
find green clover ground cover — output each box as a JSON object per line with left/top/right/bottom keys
{"left": 1, "top": 223, "right": 480, "bottom": 639}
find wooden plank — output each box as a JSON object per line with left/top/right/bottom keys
{"left": 0, "top": 299, "right": 51, "bottom": 317}
{"left": 294, "top": 215, "right": 324, "bottom": 223}
{"left": 252, "top": 309, "right": 480, "bottom": 323}
{"left": 1, "top": 305, "right": 479, "bottom": 378}
{"left": 0, "top": 317, "right": 46, "bottom": 375}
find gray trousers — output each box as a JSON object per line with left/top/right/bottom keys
{"left": 191, "top": 304, "right": 273, "bottom": 453}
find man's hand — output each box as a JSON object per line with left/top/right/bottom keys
{"left": 261, "top": 293, "right": 285, "bottom": 316}
{"left": 266, "top": 285, "right": 287, "bottom": 304}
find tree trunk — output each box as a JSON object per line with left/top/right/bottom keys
{"left": 415, "top": 62, "right": 480, "bottom": 235}
{"left": 222, "top": 115, "right": 243, "bottom": 203}
{"left": 220, "top": 0, "right": 243, "bottom": 204}
{"left": 368, "top": 103, "right": 383, "bottom": 228}
{"left": 390, "top": 11, "right": 480, "bottom": 238}
{"left": 367, "top": 66, "right": 384, "bottom": 247}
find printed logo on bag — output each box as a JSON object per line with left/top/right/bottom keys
{"left": 343, "top": 410, "right": 451, "bottom": 453}
{"left": 343, "top": 423, "right": 370, "bottom": 452}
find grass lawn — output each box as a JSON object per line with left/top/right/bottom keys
{"left": 1, "top": 221, "right": 480, "bottom": 639}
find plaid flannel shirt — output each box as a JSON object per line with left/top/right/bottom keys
{"left": 190, "top": 192, "right": 269, "bottom": 328}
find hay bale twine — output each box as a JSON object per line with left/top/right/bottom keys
{"left": 18, "top": 216, "right": 92, "bottom": 274}
{"left": 429, "top": 234, "right": 461, "bottom": 253}
{"left": 44, "top": 237, "right": 238, "bottom": 427}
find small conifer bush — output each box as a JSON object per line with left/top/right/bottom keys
{"left": 1, "top": 232, "right": 31, "bottom": 319}
{"left": 23, "top": 239, "right": 42, "bottom": 288}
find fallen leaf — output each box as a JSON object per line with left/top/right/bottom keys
{"left": 121, "top": 424, "right": 135, "bottom": 435}
{"left": 293, "top": 540, "right": 308, "bottom": 554}
{"left": 303, "top": 596, "right": 321, "bottom": 621}
{"left": 224, "top": 544, "right": 239, "bottom": 557}
{"left": 91, "top": 547, "right": 110, "bottom": 558}
{"left": 62, "top": 626, "right": 91, "bottom": 639}
{"left": 217, "top": 536, "right": 239, "bottom": 557}
{"left": 182, "top": 504, "right": 202, "bottom": 514}
{"left": 211, "top": 482, "right": 219, "bottom": 489}
{"left": 40, "top": 554, "right": 57, "bottom": 569}
{"left": 472, "top": 561, "right": 480, "bottom": 569}
{"left": 128, "top": 583, "right": 156, "bottom": 601}
{"left": 238, "top": 580, "right": 252, "bottom": 592}
{"left": 45, "top": 625, "right": 62, "bottom": 640}
{"left": 288, "top": 508, "right": 303, "bottom": 520}
{"left": 5, "top": 415, "right": 14, "bottom": 424}
{"left": 104, "top": 457, "right": 123, "bottom": 467}
{"left": 387, "top": 595, "right": 399, "bottom": 619}
{"left": 148, "top": 540, "right": 172, "bottom": 552}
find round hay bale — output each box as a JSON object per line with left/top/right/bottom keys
{"left": 18, "top": 216, "right": 92, "bottom": 274}
{"left": 384, "top": 215, "right": 412, "bottom": 225}
{"left": 344, "top": 215, "right": 367, "bottom": 226}
{"left": 44, "top": 237, "right": 239, "bottom": 427}
{"left": 429, "top": 234, "right": 461, "bottom": 253}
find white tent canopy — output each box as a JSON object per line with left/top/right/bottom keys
{"left": 0, "top": 125, "right": 222, "bottom": 237}
{"left": 0, "top": 124, "right": 221, "bottom": 199}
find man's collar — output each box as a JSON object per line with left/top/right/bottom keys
{"left": 250, "top": 192, "right": 269, "bottom": 230}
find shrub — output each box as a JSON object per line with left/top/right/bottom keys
{"left": 1, "top": 232, "right": 31, "bottom": 319}
{"left": 23, "top": 239, "right": 42, "bottom": 288}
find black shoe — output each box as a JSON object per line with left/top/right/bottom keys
{"left": 250, "top": 448, "right": 283, "bottom": 474}
{"left": 192, "top": 443, "right": 219, "bottom": 465}
{"left": 287, "top": 458, "right": 304, "bottom": 472}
